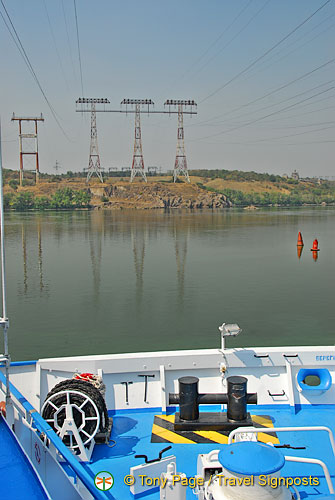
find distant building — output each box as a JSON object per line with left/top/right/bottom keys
{"left": 291, "top": 170, "right": 299, "bottom": 180}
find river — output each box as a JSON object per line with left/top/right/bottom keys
{"left": 3, "top": 207, "right": 334, "bottom": 361}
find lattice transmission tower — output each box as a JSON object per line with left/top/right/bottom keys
{"left": 11, "top": 113, "right": 44, "bottom": 186}
{"left": 76, "top": 98, "right": 110, "bottom": 183}
{"left": 165, "top": 100, "right": 197, "bottom": 183}
{"left": 121, "top": 99, "right": 154, "bottom": 182}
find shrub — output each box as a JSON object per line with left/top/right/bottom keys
{"left": 34, "top": 196, "right": 51, "bottom": 210}
{"left": 9, "top": 179, "right": 19, "bottom": 191}
{"left": 10, "top": 192, "right": 34, "bottom": 211}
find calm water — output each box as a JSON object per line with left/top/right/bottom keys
{"left": 3, "top": 207, "right": 335, "bottom": 361}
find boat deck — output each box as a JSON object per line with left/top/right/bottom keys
{"left": 0, "top": 415, "right": 49, "bottom": 500}
{"left": 86, "top": 406, "right": 335, "bottom": 499}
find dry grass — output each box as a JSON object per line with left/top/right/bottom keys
{"left": 204, "top": 178, "right": 291, "bottom": 194}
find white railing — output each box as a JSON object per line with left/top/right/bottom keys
{"left": 285, "top": 456, "right": 334, "bottom": 494}
{"left": 228, "top": 425, "right": 335, "bottom": 456}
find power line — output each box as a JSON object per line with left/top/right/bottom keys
{"left": 207, "top": 79, "right": 335, "bottom": 127}
{"left": 194, "top": 58, "right": 335, "bottom": 127}
{"left": 243, "top": 13, "right": 335, "bottom": 82}
{"left": 249, "top": 124, "right": 335, "bottom": 143}
{"left": 73, "top": 0, "right": 84, "bottom": 97}
{"left": 0, "top": 1, "right": 71, "bottom": 141}
{"left": 191, "top": 0, "right": 271, "bottom": 81}
{"left": 261, "top": 102, "right": 335, "bottom": 124}
{"left": 158, "top": 0, "right": 254, "bottom": 99}
{"left": 61, "top": 0, "right": 77, "bottom": 83}
{"left": 182, "top": 0, "right": 253, "bottom": 78}
{"left": 200, "top": 0, "right": 332, "bottom": 103}
{"left": 195, "top": 86, "right": 335, "bottom": 140}
{"left": 42, "top": 0, "right": 70, "bottom": 91}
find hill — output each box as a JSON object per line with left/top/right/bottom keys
{"left": 2, "top": 168, "right": 335, "bottom": 209}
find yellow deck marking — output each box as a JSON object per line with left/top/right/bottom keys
{"left": 151, "top": 423, "right": 195, "bottom": 444}
{"left": 152, "top": 414, "right": 279, "bottom": 445}
{"left": 194, "top": 431, "right": 229, "bottom": 444}
{"left": 257, "top": 432, "right": 279, "bottom": 444}
{"left": 252, "top": 415, "right": 274, "bottom": 428}
{"left": 156, "top": 414, "right": 175, "bottom": 423}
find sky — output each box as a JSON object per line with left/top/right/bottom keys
{"left": 0, "top": 0, "right": 334, "bottom": 177}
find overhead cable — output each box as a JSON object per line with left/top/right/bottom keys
{"left": 61, "top": 0, "right": 77, "bottom": 83}
{"left": 183, "top": 0, "right": 253, "bottom": 77}
{"left": 0, "top": 1, "right": 71, "bottom": 141}
{"left": 192, "top": 0, "right": 271, "bottom": 80}
{"left": 194, "top": 58, "right": 335, "bottom": 127}
{"left": 73, "top": 0, "right": 84, "bottom": 98}
{"left": 208, "top": 79, "right": 335, "bottom": 127}
{"left": 196, "top": 86, "right": 335, "bottom": 140}
{"left": 42, "top": 0, "right": 70, "bottom": 91}
{"left": 159, "top": 0, "right": 253, "bottom": 99}
{"left": 243, "top": 14, "right": 335, "bottom": 81}
{"left": 200, "top": 0, "right": 332, "bottom": 103}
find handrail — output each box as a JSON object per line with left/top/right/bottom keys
{"left": 228, "top": 425, "right": 335, "bottom": 457}
{"left": 0, "top": 372, "right": 115, "bottom": 500}
{"left": 285, "top": 456, "right": 334, "bottom": 494}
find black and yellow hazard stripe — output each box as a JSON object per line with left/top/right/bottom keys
{"left": 151, "top": 414, "right": 279, "bottom": 444}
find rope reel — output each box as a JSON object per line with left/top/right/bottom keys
{"left": 42, "top": 378, "right": 108, "bottom": 460}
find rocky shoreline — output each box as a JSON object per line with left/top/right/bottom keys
{"left": 90, "top": 182, "right": 231, "bottom": 209}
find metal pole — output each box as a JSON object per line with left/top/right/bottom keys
{"left": 19, "top": 120, "right": 23, "bottom": 187}
{"left": 35, "top": 119, "right": 39, "bottom": 184}
{"left": 0, "top": 119, "right": 11, "bottom": 412}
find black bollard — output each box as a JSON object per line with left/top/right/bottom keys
{"left": 179, "top": 376, "right": 199, "bottom": 421}
{"left": 170, "top": 375, "right": 256, "bottom": 431}
{"left": 227, "top": 376, "right": 247, "bottom": 422}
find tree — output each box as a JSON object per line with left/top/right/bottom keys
{"left": 73, "top": 190, "right": 91, "bottom": 207}
{"left": 10, "top": 192, "right": 34, "bottom": 211}
{"left": 51, "top": 188, "right": 74, "bottom": 209}
{"left": 34, "top": 196, "right": 51, "bottom": 210}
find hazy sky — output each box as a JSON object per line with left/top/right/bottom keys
{"left": 1, "top": 0, "right": 334, "bottom": 177}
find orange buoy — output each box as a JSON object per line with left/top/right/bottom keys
{"left": 297, "top": 245, "right": 303, "bottom": 259}
{"left": 0, "top": 401, "right": 6, "bottom": 417}
{"left": 297, "top": 231, "right": 304, "bottom": 247}
{"left": 310, "top": 238, "right": 320, "bottom": 251}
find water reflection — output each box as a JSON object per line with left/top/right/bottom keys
{"left": 173, "top": 221, "right": 189, "bottom": 303}
{"left": 20, "top": 219, "right": 48, "bottom": 295}
{"left": 88, "top": 211, "right": 103, "bottom": 300}
{"left": 5, "top": 207, "right": 334, "bottom": 361}
{"left": 37, "top": 220, "right": 45, "bottom": 292}
{"left": 21, "top": 223, "right": 27, "bottom": 294}
{"left": 131, "top": 224, "right": 146, "bottom": 306}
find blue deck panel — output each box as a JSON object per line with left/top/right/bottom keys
{"left": 86, "top": 406, "right": 335, "bottom": 500}
{"left": 0, "top": 416, "right": 48, "bottom": 500}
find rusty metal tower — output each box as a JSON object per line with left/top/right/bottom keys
{"left": 165, "top": 100, "right": 197, "bottom": 183}
{"left": 11, "top": 114, "right": 44, "bottom": 186}
{"left": 76, "top": 98, "right": 110, "bottom": 183}
{"left": 121, "top": 99, "right": 154, "bottom": 182}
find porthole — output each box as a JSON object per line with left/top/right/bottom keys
{"left": 303, "top": 375, "right": 320, "bottom": 386}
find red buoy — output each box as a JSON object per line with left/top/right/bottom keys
{"left": 297, "top": 231, "right": 304, "bottom": 247}
{"left": 310, "top": 239, "right": 320, "bottom": 251}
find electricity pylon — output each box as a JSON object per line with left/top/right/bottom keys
{"left": 121, "top": 99, "right": 154, "bottom": 182}
{"left": 164, "top": 100, "right": 197, "bottom": 183}
{"left": 76, "top": 98, "right": 110, "bottom": 183}
{"left": 11, "top": 114, "right": 44, "bottom": 186}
